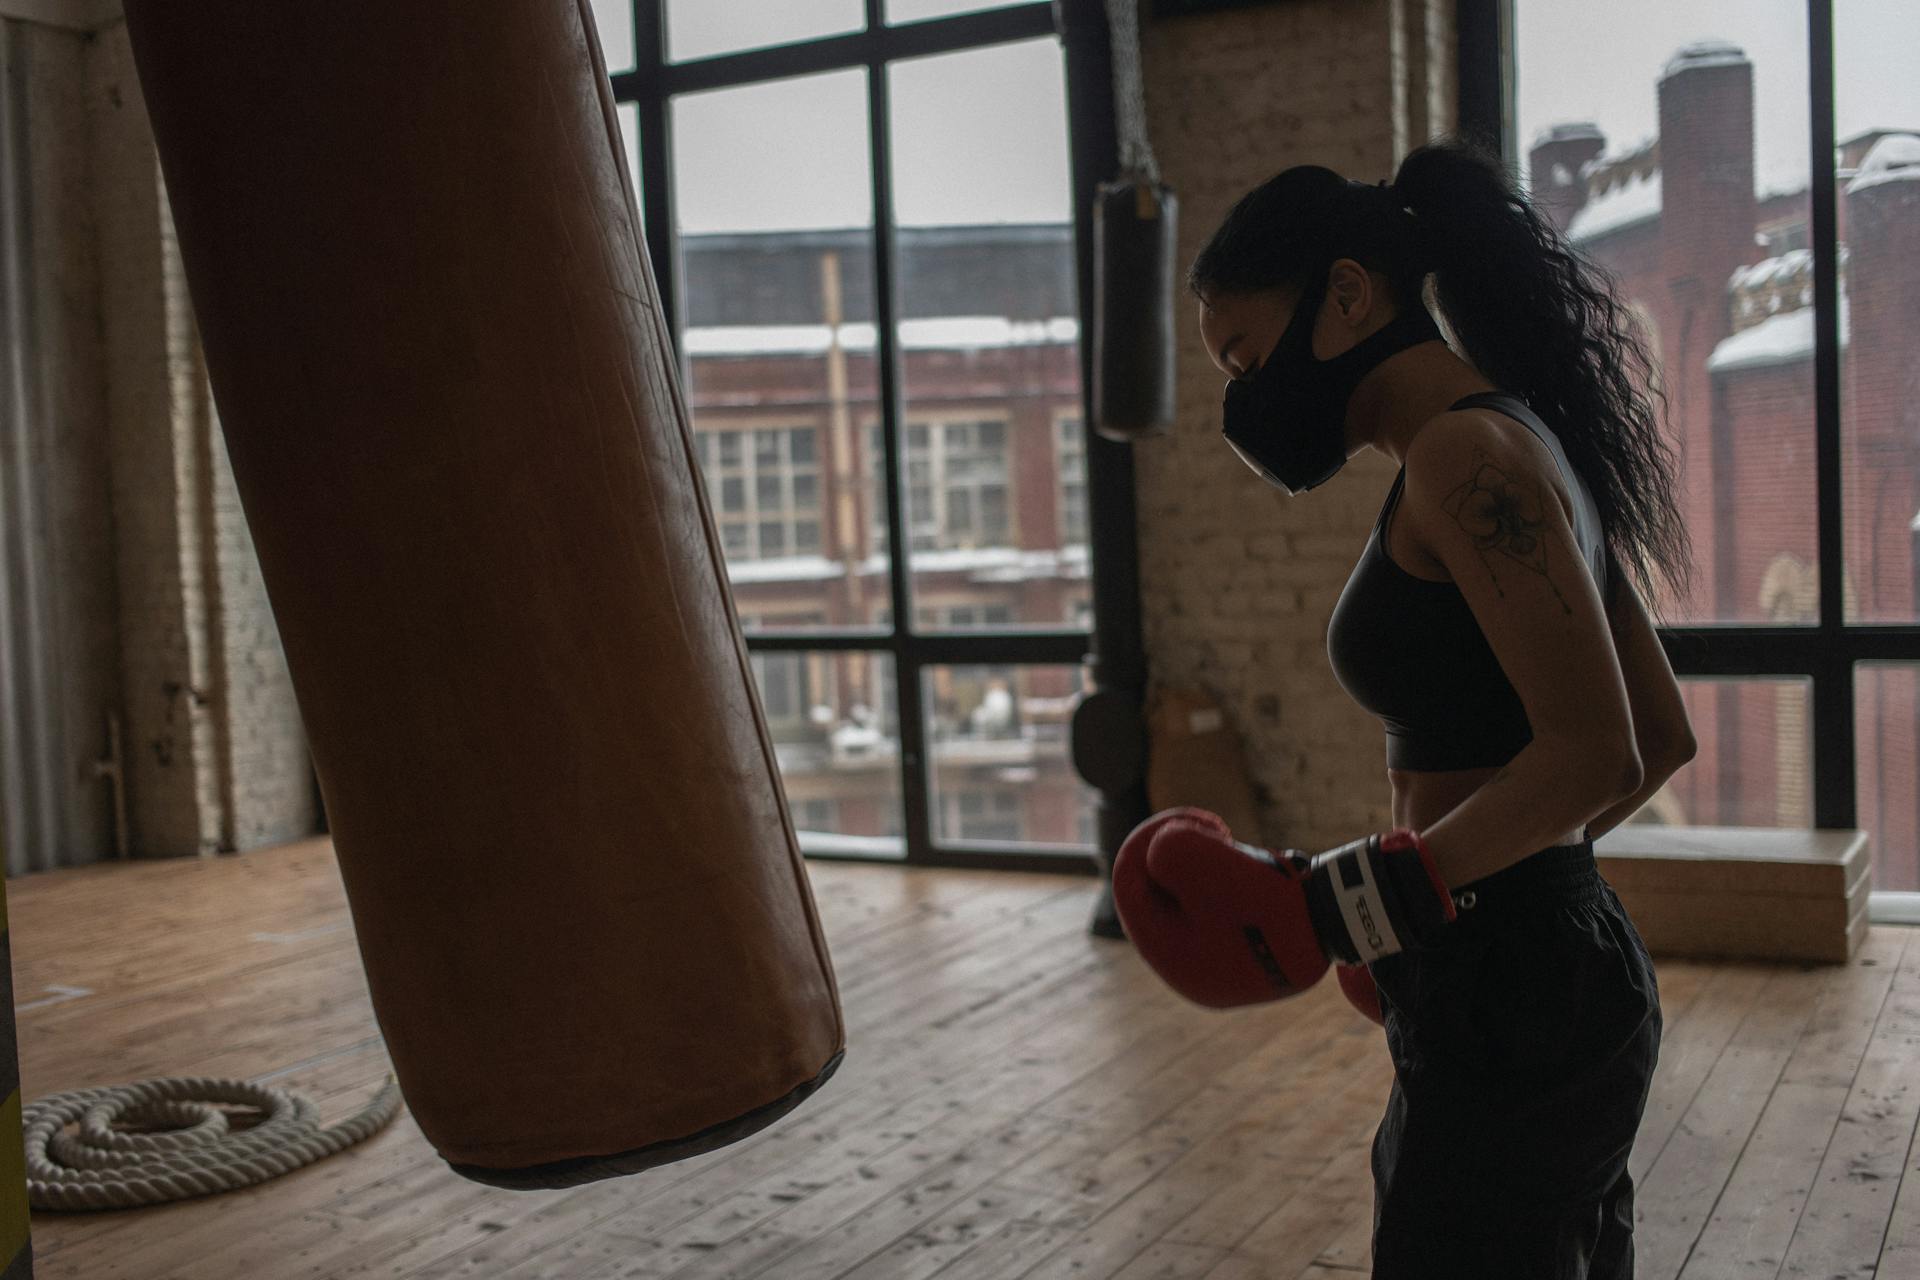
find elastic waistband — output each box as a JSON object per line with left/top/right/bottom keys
{"left": 1449, "top": 840, "right": 1605, "bottom": 918}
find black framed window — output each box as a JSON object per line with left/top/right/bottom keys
{"left": 1474, "top": 0, "right": 1920, "bottom": 910}
{"left": 602, "top": 0, "right": 1110, "bottom": 870}
{"left": 694, "top": 426, "right": 824, "bottom": 560}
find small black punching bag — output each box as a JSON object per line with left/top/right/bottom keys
{"left": 1090, "top": 0, "right": 1177, "bottom": 443}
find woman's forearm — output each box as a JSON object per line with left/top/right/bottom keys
{"left": 1586, "top": 757, "right": 1686, "bottom": 840}
{"left": 1415, "top": 735, "right": 1643, "bottom": 889}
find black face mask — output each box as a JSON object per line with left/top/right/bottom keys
{"left": 1221, "top": 272, "right": 1445, "bottom": 495}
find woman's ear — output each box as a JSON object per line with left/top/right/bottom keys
{"left": 1325, "top": 258, "right": 1374, "bottom": 326}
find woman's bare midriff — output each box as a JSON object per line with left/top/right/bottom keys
{"left": 1389, "top": 765, "right": 1586, "bottom": 870}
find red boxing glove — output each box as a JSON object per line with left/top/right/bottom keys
{"left": 1112, "top": 809, "right": 1458, "bottom": 1011}
{"left": 1111, "top": 811, "right": 1328, "bottom": 1009}
{"left": 1335, "top": 963, "right": 1385, "bottom": 1026}
{"left": 1115, "top": 806, "right": 1231, "bottom": 856}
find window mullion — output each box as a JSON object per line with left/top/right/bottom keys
{"left": 1807, "top": 0, "right": 1854, "bottom": 827}
{"left": 863, "top": 41, "right": 935, "bottom": 864}
{"left": 630, "top": 0, "right": 677, "bottom": 336}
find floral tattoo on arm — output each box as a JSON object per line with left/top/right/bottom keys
{"left": 1439, "top": 450, "right": 1574, "bottom": 615}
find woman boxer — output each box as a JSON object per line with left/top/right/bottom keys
{"left": 1117, "top": 138, "right": 1697, "bottom": 1278}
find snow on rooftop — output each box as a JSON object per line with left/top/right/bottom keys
{"left": 858, "top": 544, "right": 1089, "bottom": 582}
{"left": 681, "top": 316, "right": 1080, "bottom": 358}
{"left": 1533, "top": 122, "right": 1604, "bottom": 149}
{"left": 1568, "top": 170, "right": 1662, "bottom": 242}
{"left": 896, "top": 317, "right": 1079, "bottom": 349}
{"left": 1663, "top": 39, "right": 1749, "bottom": 78}
{"left": 1707, "top": 297, "right": 1849, "bottom": 374}
{"left": 722, "top": 545, "right": 1088, "bottom": 586}
{"left": 968, "top": 544, "right": 1090, "bottom": 583}
{"left": 685, "top": 325, "right": 836, "bottom": 357}
{"left": 725, "top": 555, "right": 843, "bottom": 584}
{"left": 794, "top": 832, "right": 904, "bottom": 858}
{"left": 1728, "top": 246, "right": 1847, "bottom": 296}
{"left": 1848, "top": 134, "right": 1920, "bottom": 195}
{"left": 1579, "top": 137, "right": 1657, "bottom": 182}
{"left": 1729, "top": 248, "right": 1814, "bottom": 293}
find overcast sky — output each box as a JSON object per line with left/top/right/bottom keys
{"left": 588, "top": 1, "right": 1920, "bottom": 232}
{"left": 1517, "top": 0, "right": 1920, "bottom": 195}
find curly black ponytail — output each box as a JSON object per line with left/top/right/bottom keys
{"left": 1189, "top": 138, "right": 1692, "bottom": 606}
{"left": 1392, "top": 140, "right": 1689, "bottom": 604}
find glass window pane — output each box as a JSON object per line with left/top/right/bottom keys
{"left": 1056, "top": 411, "right": 1088, "bottom": 555}
{"left": 924, "top": 663, "right": 1094, "bottom": 852}
{"left": 1857, "top": 664, "right": 1920, "bottom": 891}
{"left": 886, "top": 0, "right": 1027, "bottom": 23}
{"left": 1837, "top": 4, "right": 1920, "bottom": 621}
{"left": 748, "top": 652, "right": 898, "bottom": 859}
{"left": 615, "top": 102, "right": 646, "bottom": 231}
{"left": 1516, "top": 4, "right": 1813, "bottom": 623}
{"left": 777, "top": 651, "right": 905, "bottom": 859}
{"left": 666, "top": 0, "right": 865, "bottom": 64}
{"left": 588, "top": 0, "right": 635, "bottom": 75}
{"left": 1627, "top": 678, "right": 1811, "bottom": 829}
{"left": 674, "top": 70, "right": 883, "bottom": 632}
{"left": 981, "top": 487, "right": 1008, "bottom": 538}
{"left": 747, "top": 649, "right": 798, "bottom": 722}
{"left": 887, "top": 39, "right": 1083, "bottom": 632}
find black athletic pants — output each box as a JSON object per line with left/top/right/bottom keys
{"left": 1365, "top": 840, "right": 1663, "bottom": 1279}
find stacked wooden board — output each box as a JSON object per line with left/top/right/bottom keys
{"left": 1594, "top": 825, "right": 1871, "bottom": 963}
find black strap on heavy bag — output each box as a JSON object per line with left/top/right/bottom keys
{"left": 1091, "top": 0, "right": 1178, "bottom": 443}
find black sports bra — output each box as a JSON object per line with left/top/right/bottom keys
{"left": 1326, "top": 392, "right": 1609, "bottom": 772}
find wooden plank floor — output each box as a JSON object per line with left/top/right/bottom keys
{"left": 9, "top": 837, "right": 1920, "bottom": 1279}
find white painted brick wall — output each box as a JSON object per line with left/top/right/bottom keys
{"left": 88, "top": 22, "right": 208, "bottom": 856}
{"left": 207, "top": 413, "right": 315, "bottom": 849}
{"left": 84, "top": 21, "right": 313, "bottom": 858}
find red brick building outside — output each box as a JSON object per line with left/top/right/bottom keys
{"left": 1532, "top": 41, "right": 1920, "bottom": 888}
{"left": 675, "top": 227, "right": 1094, "bottom": 855}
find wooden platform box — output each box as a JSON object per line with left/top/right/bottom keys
{"left": 1592, "top": 826, "right": 1871, "bottom": 964}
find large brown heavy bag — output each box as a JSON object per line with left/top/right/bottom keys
{"left": 119, "top": 0, "right": 845, "bottom": 1188}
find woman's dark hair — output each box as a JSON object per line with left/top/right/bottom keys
{"left": 1188, "top": 137, "right": 1691, "bottom": 608}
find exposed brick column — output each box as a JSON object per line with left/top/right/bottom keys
{"left": 1137, "top": 0, "right": 1454, "bottom": 848}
